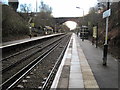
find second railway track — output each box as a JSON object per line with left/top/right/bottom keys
{"left": 2, "top": 35, "right": 65, "bottom": 82}
{"left": 1, "top": 35, "right": 65, "bottom": 73}
{"left": 1, "top": 34, "right": 71, "bottom": 90}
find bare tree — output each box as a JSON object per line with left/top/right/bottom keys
{"left": 20, "top": 4, "right": 32, "bottom": 13}
{"left": 39, "top": 1, "right": 52, "bottom": 13}
{"left": 34, "top": 1, "right": 54, "bottom": 28}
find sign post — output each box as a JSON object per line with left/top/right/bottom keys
{"left": 102, "top": 2, "right": 110, "bottom": 66}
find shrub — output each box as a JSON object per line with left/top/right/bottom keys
{"left": 2, "top": 4, "right": 29, "bottom": 42}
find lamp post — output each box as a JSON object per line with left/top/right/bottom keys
{"left": 76, "top": 7, "right": 84, "bottom": 23}
{"left": 76, "top": 7, "right": 85, "bottom": 41}
{"left": 36, "top": 0, "right": 37, "bottom": 12}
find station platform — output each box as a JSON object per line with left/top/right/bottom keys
{"left": 51, "top": 33, "right": 99, "bottom": 89}
{"left": 51, "top": 33, "right": 118, "bottom": 89}
{"left": 1, "top": 33, "right": 62, "bottom": 48}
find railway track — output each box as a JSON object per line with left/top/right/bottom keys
{"left": 1, "top": 34, "right": 63, "bottom": 61}
{"left": 2, "top": 34, "right": 63, "bottom": 59}
{"left": 1, "top": 35, "right": 65, "bottom": 74}
{"left": 1, "top": 34, "right": 71, "bottom": 89}
{"left": 1, "top": 35, "right": 65, "bottom": 83}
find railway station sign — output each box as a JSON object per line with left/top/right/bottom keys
{"left": 103, "top": 9, "right": 111, "bottom": 18}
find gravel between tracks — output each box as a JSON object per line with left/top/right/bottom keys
{"left": 2, "top": 35, "right": 65, "bottom": 82}
{"left": 14, "top": 34, "right": 71, "bottom": 89}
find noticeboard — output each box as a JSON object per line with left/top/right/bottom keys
{"left": 93, "top": 26, "right": 97, "bottom": 38}
{"left": 31, "top": 23, "right": 34, "bottom": 27}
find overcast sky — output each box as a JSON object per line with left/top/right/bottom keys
{"left": 2, "top": 0, "right": 98, "bottom": 17}
{"left": 43, "top": 0, "right": 98, "bottom": 17}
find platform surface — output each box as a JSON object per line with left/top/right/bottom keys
{"left": 51, "top": 33, "right": 118, "bottom": 89}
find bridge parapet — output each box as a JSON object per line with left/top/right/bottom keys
{"left": 54, "top": 17, "right": 82, "bottom": 25}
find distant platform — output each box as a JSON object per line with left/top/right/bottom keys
{"left": 1, "top": 33, "right": 63, "bottom": 48}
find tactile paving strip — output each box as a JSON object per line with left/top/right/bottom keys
{"left": 76, "top": 36, "right": 100, "bottom": 89}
